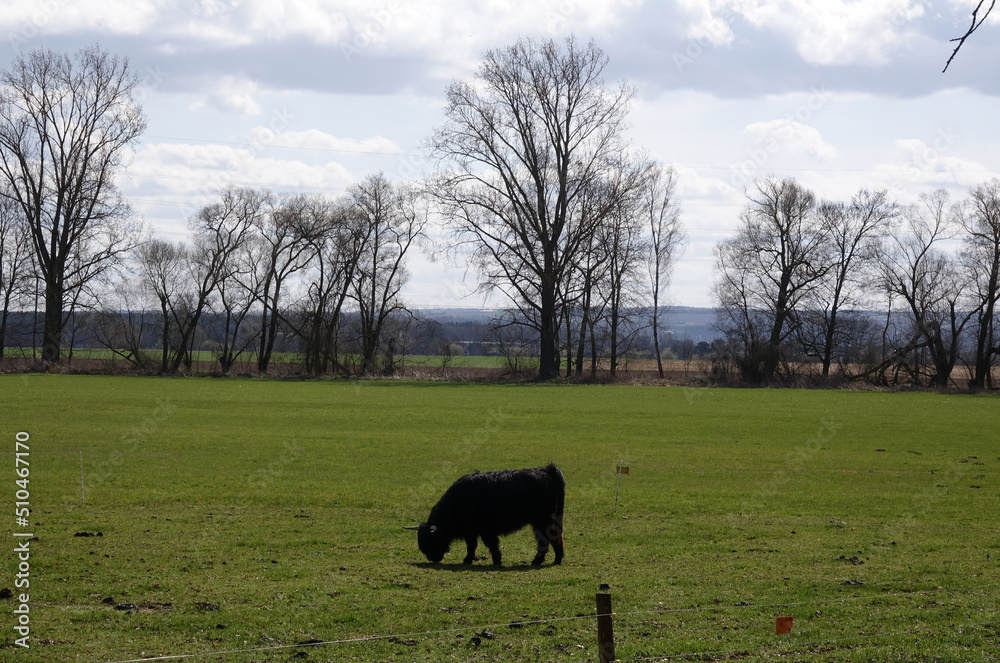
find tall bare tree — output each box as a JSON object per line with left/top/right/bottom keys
{"left": 957, "top": 179, "right": 1000, "bottom": 389}
{"left": 255, "top": 195, "right": 320, "bottom": 373}
{"left": 0, "top": 195, "right": 33, "bottom": 358}
{"left": 796, "top": 189, "right": 896, "bottom": 376}
{"left": 298, "top": 198, "right": 368, "bottom": 376}
{"left": 876, "top": 190, "right": 974, "bottom": 388}
{"left": 169, "top": 187, "right": 263, "bottom": 372}
{"left": 713, "top": 177, "right": 830, "bottom": 384}
{"left": 138, "top": 239, "right": 185, "bottom": 372}
{"left": 0, "top": 45, "right": 146, "bottom": 362}
{"left": 644, "top": 164, "right": 685, "bottom": 379}
{"left": 599, "top": 183, "right": 650, "bottom": 378}
{"left": 349, "top": 173, "right": 424, "bottom": 375}
{"left": 429, "top": 37, "right": 636, "bottom": 379}
{"left": 210, "top": 232, "right": 260, "bottom": 375}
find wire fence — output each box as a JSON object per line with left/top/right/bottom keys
{"left": 105, "top": 580, "right": 1000, "bottom": 663}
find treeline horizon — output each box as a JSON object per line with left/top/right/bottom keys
{"left": 1, "top": 42, "right": 998, "bottom": 390}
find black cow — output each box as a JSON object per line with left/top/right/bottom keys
{"left": 412, "top": 464, "right": 565, "bottom": 566}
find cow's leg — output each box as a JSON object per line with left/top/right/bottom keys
{"left": 481, "top": 534, "right": 502, "bottom": 566}
{"left": 463, "top": 536, "right": 478, "bottom": 564}
{"left": 542, "top": 515, "right": 564, "bottom": 565}
{"left": 531, "top": 528, "right": 550, "bottom": 566}
{"left": 550, "top": 525, "right": 564, "bottom": 565}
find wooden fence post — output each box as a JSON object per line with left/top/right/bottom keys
{"left": 596, "top": 592, "right": 615, "bottom": 663}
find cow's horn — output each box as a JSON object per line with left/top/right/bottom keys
{"left": 402, "top": 525, "right": 420, "bottom": 531}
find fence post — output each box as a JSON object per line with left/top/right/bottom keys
{"left": 596, "top": 592, "right": 615, "bottom": 663}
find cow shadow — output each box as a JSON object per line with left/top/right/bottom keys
{"left": 413, "top": 561, "right": 554, "bottom": 572}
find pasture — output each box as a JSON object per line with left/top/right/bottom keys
{"left": 1, "top": 375, "right": 997, "bottom": 662}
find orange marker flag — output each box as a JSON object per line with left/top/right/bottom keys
{"left": 776, "top": 616, "right": 793, "bottom": 635}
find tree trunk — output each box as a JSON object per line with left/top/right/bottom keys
{"left": 821, "top": 308, "right": 837, "bottom": 377}
{"left": 609, "top": 305, "right": 619, "bottom": 378}
{"left": 538, "top": 280, "right": 558, "bottom": 380}
{"left": 42, "top": 277, "right": 64, "bottom": 363}
{"left": 971, "top": 262, "right": 999, "bottom": 389}
{"left": 159, "top": 297, "right": 170, "bottom": 373}
{"left": 652, "top": 302, "right": 664, "bottom": 379}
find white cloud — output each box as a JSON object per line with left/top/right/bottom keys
{"left": 245, "top": 127, "right": 402, "bottom": 154}
{"left": 726, "top": 0, "right": 925, "bottom": 66}
{"left": 190, "top": 77, "right": 263, "bottom": 116}
{"left": 3, "top": 0, "right": 642, "bottom": 75}
{"left": 874, "top": 135, "right": 986, "bottom": 192}
{"left": 123, "top": 139, "right": 356, "bottom": 239}
{"left": 0, "top": 0, "right": 159, "bottom": 37}
{"left": 676, "top": 0, "right": 736, "bottom": 46}
{"left": 744, "top": 118, "right": 837, "bottom": 159}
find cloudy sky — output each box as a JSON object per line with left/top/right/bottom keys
{"left": 2, "top": 0, "right": 998, "bottom": 308}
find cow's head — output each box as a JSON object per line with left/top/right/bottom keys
{"left": 416, "top": 522, "right": 449, "bottom": 563}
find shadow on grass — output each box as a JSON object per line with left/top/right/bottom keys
{"left": 413, "top": 561, "right": 558, "bottom": 572}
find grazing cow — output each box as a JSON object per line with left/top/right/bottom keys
{"left": 410, "top": 464, "right": 565, "bottom": 566}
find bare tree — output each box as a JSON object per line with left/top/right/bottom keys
{"left": 644, "top": 164, "right": 685, "bottom": 379}
{"left": 0, "top": 195, "right": 33, "bottom": 358}
{"left": 349, "top": 173, "right": 424, "bottom": 375}
{"left": 169, "top": 187, "right": 263, "bottom": 372}
{"left": 599, "top": 184, "right": 650, "bottom": 378}
{"left": 713, "top": 177, "right": 830, "bottom": 384}
{"left": 429, "top": 37, "right": 636, "bottom": 379}
{"left": 254, "top": 195, "right": 319, "bottom": 373}
{"left": 876, "top": 190, "right": 974, "bottom": 387}
{"left": 138, "top": 239, "right": 185, "bottom": 372}
{"left": 957, "top": 179, "right": 1000, "bottom": 389}
{"left": 297, "top": 198, "right": 368, "bottom": 376}
{"left": 0, "top": 45, "right": 146, "bottom": 362}
{"left": 796, "top": 189, "right": 896, "bottom": 376}
{"left": 569, "top": 234, "right": 608, "bottom": 378}
{"left": 210, "top": 234, "right": 260, "bottom": 374}
{"left": 91, "top": 275, "right": 155, "bottom": 369}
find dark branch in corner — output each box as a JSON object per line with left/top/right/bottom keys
{"left": 943, "top": 0, "right": 996, "bottom": 72}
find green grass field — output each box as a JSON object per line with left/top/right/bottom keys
{"left": 1, "top": 375, "right": 998, "bottom": 662}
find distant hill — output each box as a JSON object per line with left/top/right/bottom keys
{"left": 413, "top": 306, "right": 719, "bottom": 342}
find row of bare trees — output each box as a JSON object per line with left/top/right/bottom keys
{"left": 0, "top": 40, "right": 685, "bottom": 380}
{"left": 86, "top": 174, "right": 423, "bottom": 375}
{"left": 714, "top": 176, "right": 1000, "bottom": 389}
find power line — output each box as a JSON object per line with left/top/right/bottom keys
{"left": 143, "top": 134, "right": 419, "bottom": 157}
{"left": 125, "top": 172, "right": 351, "bottom": 193}
{"left": 138, "top": 136, "right": 1000, "bottom": 176}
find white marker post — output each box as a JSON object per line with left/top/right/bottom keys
{"left": 79, "top": 450, "right": 84, "bottom": 505}
{"left": 613, "top": 461, "right": 629, "bottom": 512}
